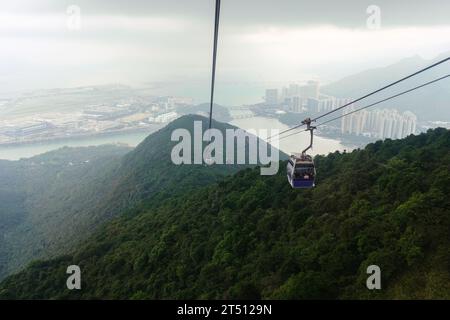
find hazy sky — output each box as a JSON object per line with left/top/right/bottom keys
{"left": 1, "top": 0, "right": 450, "bottom": 98}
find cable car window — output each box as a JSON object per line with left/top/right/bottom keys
{"left": 295, "top": 167, "right": 314, "bottom": 179}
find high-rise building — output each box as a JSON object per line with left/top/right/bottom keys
{"left": 280, "top": 81, "right": 320, "bottom": 101}
{"left": 306, "top": 98, "right": 319, "bottom": 113}
{"left": 291, "top": 96, "right": 305, "bottom": 113}
{"left": 299, "top": 81, "right": 320, "bottom": 99}
{"left": 318, "top": 97, "right": 352, "bottom": 113}
{"left": 341, "top": 107, "right": 417, "bottom": 139}
{"left": 282, "top": 96, "right": 305, "bottom": 113}
{"left": 288, "top": 84, "right": 300, "bottom": 96}
{"left": 280, "top": 87, "right": 289, "bottom": 102}
{"left": 265, "top": 89, "right": 278, "bottom": 105}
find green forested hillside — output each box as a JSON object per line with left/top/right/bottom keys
{"left": 0, "top": 145, "right": 131, "bottom": 280}
{"left": 0, "top": 115, "right": 265, "bottom": 281}
{"left": 1, "top": 128, "right": 448, "bottom": 299}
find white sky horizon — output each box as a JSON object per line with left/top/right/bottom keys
{"left": 1, "top": 0, "right": 449, "bottom": 102}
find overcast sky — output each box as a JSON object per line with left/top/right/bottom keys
{"left": 1, "top": 0, "right": 449, "bottom": 98}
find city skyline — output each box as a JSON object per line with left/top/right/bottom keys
{"left": 263, "top": 79, "right": 419, "bottom": 139}
{"left": 341, "top": 107, "right": 417, "bottom": 139}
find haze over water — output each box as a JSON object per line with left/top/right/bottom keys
{"left": 231, "top": 117, "right": 352, "bottom": 156}
{"left": 0, "top": 117, "right": 351, "bottom": 161}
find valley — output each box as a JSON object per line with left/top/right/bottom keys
{"left": 0, "top": 120, "right": 448, "bottom": 299}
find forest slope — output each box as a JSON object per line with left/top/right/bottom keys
{"left": 1, "top": 128, "right": 448, "bottom": 299}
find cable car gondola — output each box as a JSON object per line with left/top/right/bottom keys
{"left": 287, "top": 118, "right": 316, "bottom": 189}
{"left": 203, "top": 0, "right": 449, "bottom": 189}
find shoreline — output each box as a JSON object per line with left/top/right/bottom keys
{"left": 1, "top": 116, "right": 356, "bottom": 160}
{"left": 261, "top": 112, "right": 373, "bottom": 149}
{"left": 230, "top": 116, "right": 354, "bottom": 156}
{"left": 0, "top": 125, "right": 164, "bottom": 148}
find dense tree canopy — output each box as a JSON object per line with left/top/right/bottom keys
{"left": 0, "top": 128, "right": 448, "bottom": 299}
{"left": 0, "top": 115, "right": 270, "bottom": 281}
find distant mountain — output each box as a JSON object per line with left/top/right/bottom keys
{"left": 322, "top": 53, "right": 450, "bottom": 121}
{"left": 0, "top": 115, "right": 283, "bottom": 281}
{"left": 1, "top": 128, "right": 448, "bottom": 299}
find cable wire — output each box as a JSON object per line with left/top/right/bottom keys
{"left": 277, "top": 74, "right": 450, "bottom": 142}
{"left": 268, "top": 57, "right": 449, "bottom": 141}
{"left": 208, "top": 0, "right": 221, "bottom": 130}
{"left": 315, "top": 74, "right": 450, "bottom": 128}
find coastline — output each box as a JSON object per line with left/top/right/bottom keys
{"left": 230, "top": 116, "right": 354, "bottom": 156}
{"left": 1, "top": 115, "right": 359, "bottom": 161}
{"left": 262, "top": 111, "right": 374, "bottom": 150}
{"left": 0, "top": 124, "right": 165, "bottom": 148}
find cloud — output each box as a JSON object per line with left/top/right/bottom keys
{"left": 0, "top": 0, "right": 449, "bottom": 95}
{"left": 3, "top": 0, "right": 450, "bottom": 27}
{"left": 0, "top": 13, "right": 189, "bottom": 35}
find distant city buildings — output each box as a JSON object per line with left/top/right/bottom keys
{"left": 148, "top": 111, "right": 179, "bottom": 124}
{"left": 264, "top": 81, "right": 319, "bottom": 108}
{"left": 264, "top": 89, "right": 279, "bottom": 106}
{"left": 261, "top": 80, "right": 418, "bottom": 140}
{"left": 316, "top": 96, "right": 353, "bottom": 113}
{"left": 2, "top": 122, "right": 55, "bottom": 137}
{"left": 162, "top": 96, "right": 194, "bottom": 110}
{"left": 281, "top": 96, "right": 305, "bottom": 113}
{"left": 282, "top": 81, "right": 319, "bottom": 100}
{"left": 341, "top": 107, "right": 417, "bottom": 139}
{"left": 0, "top": 86, "right": 193, "bottom": 145}
{"left": 264, "top": 80, "right": 349, "bottom": 114}
{"left": 424, "top": 121, "right": 450, "bottom": 130}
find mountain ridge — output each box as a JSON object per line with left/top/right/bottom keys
{"left": 322, "top": 53, "right": 450, "bottom": 120}
{"left": 1, "top": 127, "right": 448, "bottom": 299}
{"left": 0, "top": 115, "right": 279, "bottom": 281}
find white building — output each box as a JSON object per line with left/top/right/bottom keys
{"left": 149, "top": 111, "right": 179, "bottom": 123}
{"left": 280, "top": 81, "right": 320, "bottom": 102}
{"left": 265, "top": 89, "right": 279, "bottom": 105}
{"left": 318, "top": 97, "right": 353, "bottom": 113}
{"left": 341, "top": 107, "right": 417, "bottom": 139}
